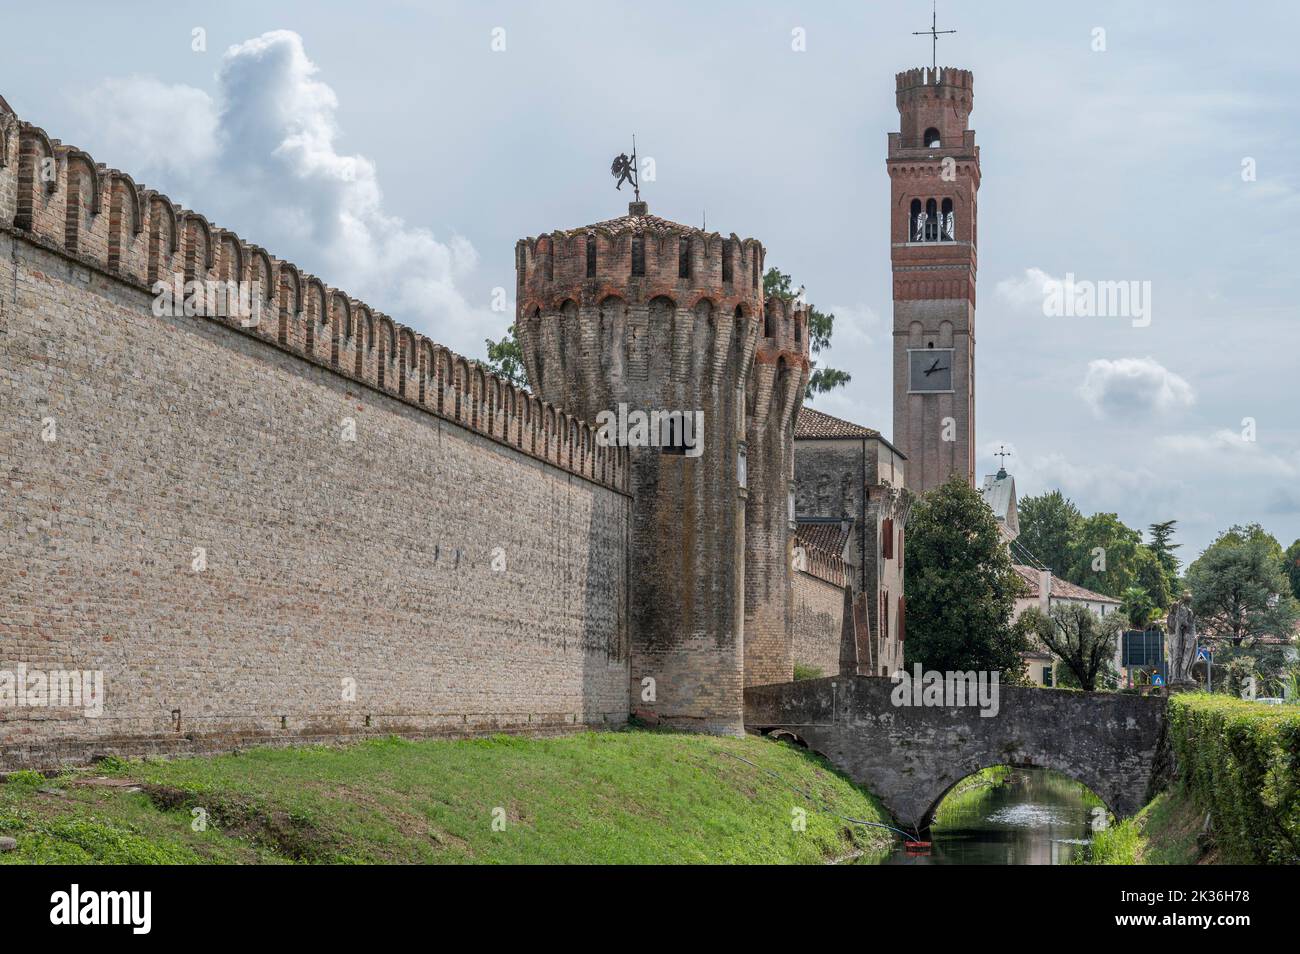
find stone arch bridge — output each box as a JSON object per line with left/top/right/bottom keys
{"left": 744, "top": 676, "right": 1168, "bottom": 830}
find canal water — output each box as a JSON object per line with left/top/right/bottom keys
{"left": 868, "top": 767, "right": 1102, "bottom": 865}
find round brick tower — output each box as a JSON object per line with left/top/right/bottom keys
{"left": 743, "top": 294, "right": 810, "bottom": 687}
{"left": 516, "top": 201, "right": 807, "bottom": 733}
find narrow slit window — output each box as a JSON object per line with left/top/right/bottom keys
{"left": 631, "top": 234, "right": 645, "bottom": 276}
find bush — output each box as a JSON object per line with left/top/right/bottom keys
{"left": 1169, "top": 693, "right": 1300, "bottom": 864}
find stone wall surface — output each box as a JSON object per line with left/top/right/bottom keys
{"left": 745, "top": 676, "right": 1168, "bottom": 828}
{"left": 0, "top": 132, "right": 632, "bottom": 768}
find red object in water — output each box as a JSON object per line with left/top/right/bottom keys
{"left": 904, "top": 840, "right": 932, "bottom": 852}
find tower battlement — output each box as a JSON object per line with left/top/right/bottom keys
{"left": 516, "top": 202, "right": 767, "bottom": 318}
{"left": 895, "top": 66, "right": 974, "bottom": 94}
{"left": 0, "top": 97, "right": 626, "bottom": 494}
{"left": 893, "top": 67, "right": 975, "bottom": 150}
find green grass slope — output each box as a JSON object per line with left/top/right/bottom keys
{"left": 0, "top": 731, "right": 896, "bottom": 864}
{"left": 1083, "top": 786, "right": 1213, "bottom": 865}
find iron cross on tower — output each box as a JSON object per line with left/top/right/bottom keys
{"left": 912, "top": 1, "right": 956, "bottom": 71}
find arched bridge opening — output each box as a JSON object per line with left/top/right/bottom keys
{"left": 744, "top": 676, "right": 1167, "bottom": 830}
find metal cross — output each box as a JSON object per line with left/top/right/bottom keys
{"left": 995, "top": 445, "right": 1011, "bottom": 469}
{"left": 912, "top": 1, "right": 956, "bottom": 71}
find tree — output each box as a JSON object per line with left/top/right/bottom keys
{"left": 764, "top": 267, "right": 849, "bottom": 398}
{"left": 483, "top": 324, "right": 528, "bottom": 387}
{"left": 1133, "top": 546, "right": 1173, "bottom": 613}
{"left": 903, "top": 476, "right": 1030, "bottom": 680}
{"left": 1284, "top": 539, "right": 1300, "bottom": 602}
{"left": 1065, "top": 512, "right": 1143, "bottom": 598}
{"left": 1020, "top": 603, "right": 1121, "bottom": 692}
{"left": 1119, "top": 585, "right": 1156, "bottom": 629}
{"left": 1147, "top": 520, "right": 1181, "bottom": 578}
{"left": 1186, "top": 523, "right": 1300, "bottom": 647}
{"left": 1016, "top": 490, "right": 1082, "bottom": 575}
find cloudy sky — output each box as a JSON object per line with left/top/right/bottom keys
{"left": 3, "top": 1, "right": 1297, "bottom": 563}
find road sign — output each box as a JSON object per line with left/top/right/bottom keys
{"left": 1152, "top": 673, "right": 1165, "bottom": 687}
{"left": 1196, "top": 647, "right": 1212, "bottom": 661}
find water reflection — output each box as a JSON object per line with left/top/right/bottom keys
{"left": 870, "top": 767, "right": 1101, "bottom": 865}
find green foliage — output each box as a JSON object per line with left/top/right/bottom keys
{"left": 1133, "top": 547, "right": 1172, "bottom": 613}
{"left": 1169, "top": 693, "right": 1300, "bottom": 864}
{"left": 1282, "top": 539, "right": 1300, "bottom": 602}
{"left": 1084, "top": 814, "right": 1143, "bottom": 864}
{"left": 482, "top": 324, "right": 528, "bottom": 387}
{"left": 1080, "top": 787, "right": 1207, "bottom": 865}
{"left": 1065, "top": 512, "right": 1143, "bottom": 598}
{"left": 1017, "top": 498, "right": 1180, "bottom": 615}
{"left": 763, "top": 267, "right": 849, "bottom": 399}
{"left": 2, "top": 771, "right": 46, "bottom": 788}
{"left": 1212, "top": 642, "right": 1294, "bottom": 698}
{"left": 1016, "top": 490, "right": 1082, "bottom": 575}
{"left": 1147, "top": 520, "right": 1182, "bottom": 590}
{"left": 1024, "top": 602, "right": 1121, "bottom": 692}
{"left": 1120, "top": 586, "right": 1156, "bottom": 629}
{"left": 1, "top": 731, "right": 896, "bottom": 865}
{"left": 792, "top": 663, "right": 823, "bottom": 681}
{"left": 1186, "top": 523, "right": 1300, "bottom": 645}
{"left": 904, "top": 476, "right": 1030, "bottom": 678}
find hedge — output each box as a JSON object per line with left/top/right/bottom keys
{"left": 1169, "top": 693, "right": 1300, "bottom": 864}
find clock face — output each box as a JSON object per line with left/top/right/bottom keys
{"left": 908, "top": 348, "right": 954, "bottom": 393}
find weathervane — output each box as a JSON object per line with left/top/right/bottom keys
{"left": 912, "top": 1, "right": 956, "bottom": 71}
{"left": 610, "top": 135, "right": 640, "bottom": 202}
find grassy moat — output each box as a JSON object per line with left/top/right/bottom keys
{"left": 0, "top": 731, "right": 897, "bottom": 864}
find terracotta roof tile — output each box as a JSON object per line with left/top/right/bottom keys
{"left": 795, "top": 407, "right": 881, "bottom": 440}
{"left": 795, "top": 521, "right": 851, "bottom": 559}
{"left": 1012, "top": 565, "right": 1122, "bottom": 604}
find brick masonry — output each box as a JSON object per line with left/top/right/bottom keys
{"left": 791, "top": 571, "right": 843, "bottom": 676}
{"left": 516, "top": 204, "right": 809, "bottom": 733}
{"left": 0, "top": 100, "right": 632, "bottom": 770}
{"left": 888, "top": 68, "right": 980, "bottom": 494}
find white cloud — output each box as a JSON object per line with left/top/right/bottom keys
{"left": 995, "top": 267, "right": 1058, "bottom": 311}
{"left": 1077, "top": 357, "right": 1195, "bottom": 419}
{"left": 823, "top": 302, "right": 879, "bottom": 351}
{"left": 73, "top": 31, "right": 489, "bottom": 354}
{"left": 74, "top": 76, "right": 218, "bottom": 180}
{"left": 1155, "top": 429, "right": 1300, "bottom": 479}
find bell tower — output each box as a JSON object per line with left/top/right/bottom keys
{"left": 888, "top": 66, "right": 980, "bottom": 493}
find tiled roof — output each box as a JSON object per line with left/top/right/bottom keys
{"left": 1012, "top": 565, "right": 1122, "bottom": 604}
{"left": 795, "top": 406, "right": 881, "bottom": 440}
{"left": 557, "top": 203, "right": 702, "bottom": 238}
{"left": 793, "top": 521, "right": 851, "bottom": 587}
{"left": 795, "top": 521, "right": 852, "bottom": 560}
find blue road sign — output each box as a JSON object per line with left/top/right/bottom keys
{"left": 1152, "top": 673, "right": 1165, "bottom": 686}
{"left": 1196, "top": 647, "right": 1212, "bottom": 661}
